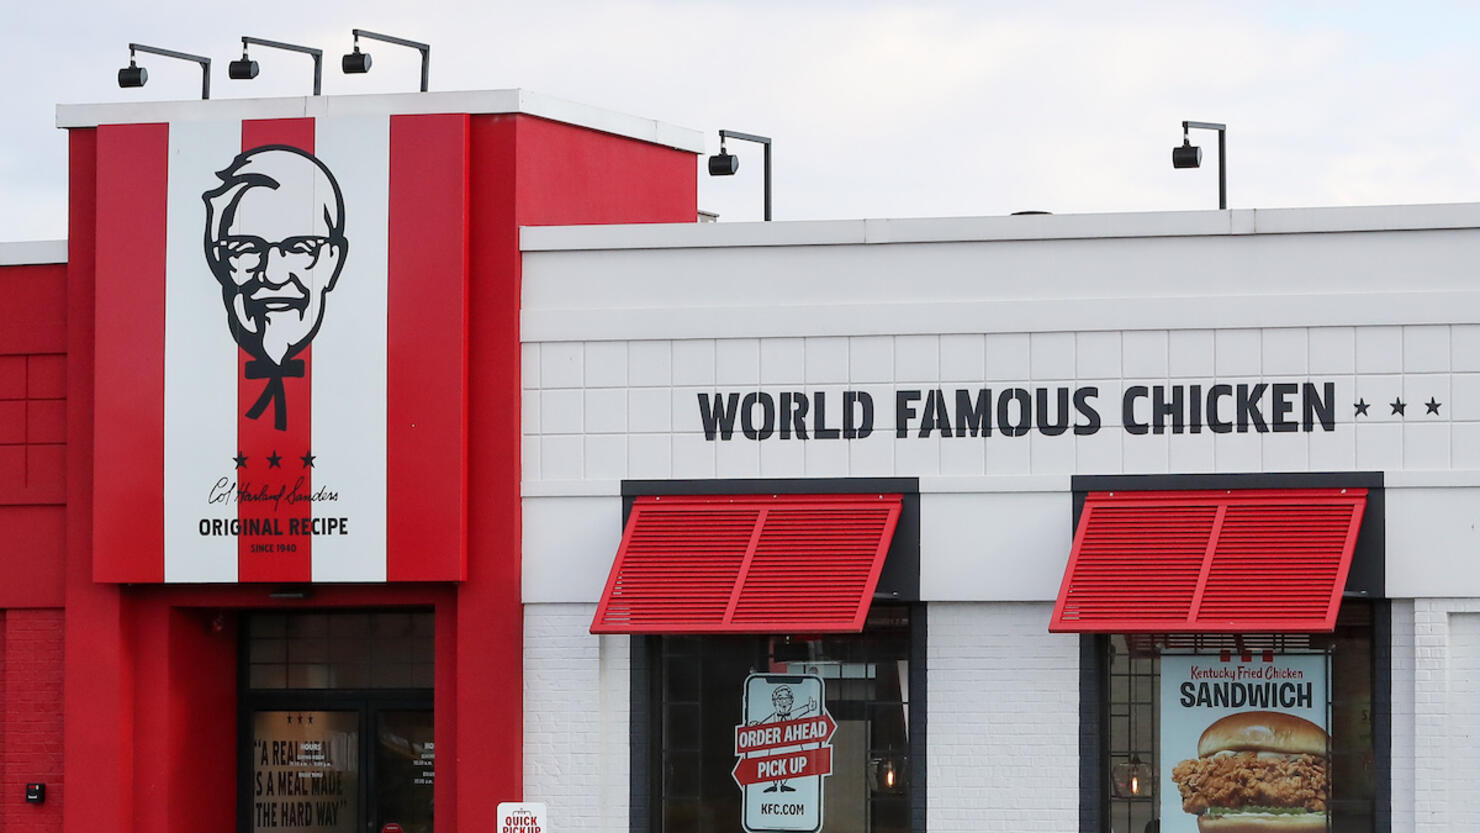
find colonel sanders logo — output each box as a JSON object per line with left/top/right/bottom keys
{"left": 203, "top": 146, "right": 347, "bottom": 431}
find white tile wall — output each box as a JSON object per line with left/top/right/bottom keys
{"left": 541, "top": 342, "right": 583, "bottom": 387}
{"left": 628, "top": 340, "right": 672, "bottom": 386}
{"left": 984, "top": 333, "right": 1030, "bottom": 380}
{"left": 1215, "top": 328, "right": 1261, "bottom": 376}
{"left": 715, "top": 338, "right": 760, "bottom": 384}
{"left": 1167, "top": 430, "right": 1215, "bottom": 473}
{"left": 759, "top": 338, "right": 804, "bottom": 383}
{"left": 584, "top": 435, "right": 627, "bottom": 480}
{"left": 1076, "top": 331, "right": 1121, "bottom": 379}
{"left": 1453, "top": 325, "right": 1480, "bottom": 372}
{"left": 804, "top": 336, "right": 849, "bottom": 383}
{"left": 1355, "top": 325, "right": 1403, "bottom": 373}
{"left": 895, "top": 335, "right": 940, "bottom": 382}
{"left": 524, "top": 325, "right": 1480, "bottom": 485}
{"left": 1121, "top": 330, "right": 1168, "bottom": 377}
{"left": 584, "top": 341, "right": 628, "bottom": 387}
{"left": 939, "top": 334, "right": 985, "bottom": 382}
{"left": 1168, "top": 330, "right": 1214, "bottom": 377}
{"left": 1029, "top": 332, "right": 1075, "bottom": 379}
{"left": 584, "top": 389, "right": 628, "bottom": 433}
{"left": 849, "top": 336, "right": 893, "bottom": 383}
{"left": 672, "top": 339, "right": 716, "bottom": 385}
{"left": 1404, "top": 325, "right": 1450, "bottom": 373}
{"left": 1308, "top": 327, "right": 1356, "bottom": 374}
{"left": 1261, "top": 328, "right": 1308, "bottom": 375}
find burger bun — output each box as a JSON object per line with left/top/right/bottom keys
{"left": 1196, "top": 711, "right": 1327, "bottom": 758}
{"left": 1197, "top": 813, "right": 1327, "bottom": 833}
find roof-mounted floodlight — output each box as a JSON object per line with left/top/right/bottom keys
{"left": 343, "top": 29, "right": 431, "bottom": 92}
{"left": 707, "top": 129, "right": 773, "bottom": 221}
{"left": 1173, "top": 120, "right": 1228, "bottom": 209}
{"left": 231, "top": 36, "right": 323, "bottom": 95}
{"left": 119, "top": 43, "right": 211, "bottom": 99}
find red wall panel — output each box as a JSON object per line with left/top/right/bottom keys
{"left": 0, "top": 508, "right": 64, "bottom": 608}
{"left": 0, "top": 265, "right": 66, "bottom": 356}
{"left": 514, "top": 116, "right": 698, "bottom": 226}
{"left": 1, "top": 609, "right": 66, "bottom": 833}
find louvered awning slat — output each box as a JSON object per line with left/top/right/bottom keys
{"left": 591, "top": 493, "right": 903, "bottom": 634}
{"left": 1050, "top": 488, "right": 1366, "bottom": 634}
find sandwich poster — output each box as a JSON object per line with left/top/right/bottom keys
{"left": 1159, "top": 654, "right": 1330, "bottom": 832}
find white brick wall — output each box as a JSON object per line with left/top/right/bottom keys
{"left": 1402, "top": 598, "right": 1480, "bottom": 833}
{"left": 927, "top": 602, "right": 1080, "bottom": 832}
{"left": 524, "top": 603, "right": 630, "bottom": 833}
{"left": 1390, "top": 600, "right": 1415, "bottom": 833}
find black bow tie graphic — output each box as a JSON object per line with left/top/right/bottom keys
{"left": 244, "top": 358, "right": 305, "bottom": 431}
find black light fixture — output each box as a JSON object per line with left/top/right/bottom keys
{"left": 707, "top": 129, "right": 772, "bottom": 221}
{"left": 1173, "top": 120, "right": 1227, "bottom": 209}
{"left": 343, "top": 29, "right": 431, "bottom": 92}
{"left": 231, "top": 36, "right": 323, "bottom": 95}
{"left": 118, "top": 43, "right": 211, "bottom": 99}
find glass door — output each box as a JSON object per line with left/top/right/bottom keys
{"left": 239, "top": 612, "right": 434, "bottom": 833}
{"left": 373, "top": 710, "right": 435, "bottom": 833}
{"left": 251, "top": 710, "right": 360, "bottom": 832}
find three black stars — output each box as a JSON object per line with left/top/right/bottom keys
{"left": 1352, "top": 397, "right": 1441, "bottom": 418}
{"left": 233, "top": 450, "right": 316, "bottom": 469}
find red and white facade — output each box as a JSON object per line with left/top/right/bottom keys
{"left": 0, "top": 89, "right": 699, "bottom": 833}
{"left": 5, "top": 84, "right": 1480, "bottom": 833}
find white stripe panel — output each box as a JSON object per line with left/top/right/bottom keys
{"left": 311, "top": 115, "right": 390, "bottom": 581}
{"left": 164, "top": 119, "right": 244, "bottom": 582}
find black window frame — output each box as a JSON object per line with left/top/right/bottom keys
{"left": 236, "top": 609, "right": 436, "bottom": 833}
{"left": 1071, "top": 471, "right": 1390, "bottom": 833}
{"left": 623, "top": 477, "right": 926, "bottom": 833}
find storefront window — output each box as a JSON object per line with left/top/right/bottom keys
{"left": 248, "top": 611, "right": 435, "bottom": 689}
{"left": 647, "top": 606, "right": 916, "bottom": 833}
{"left": 1099, "top": 601, "right": 1378, "bottom": 833}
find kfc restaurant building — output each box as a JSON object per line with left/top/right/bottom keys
{"left": 1, "top": 88, "right": 1479, "bottom": 833}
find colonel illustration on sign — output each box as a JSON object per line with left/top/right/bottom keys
{"left": 734, "top": 674, "right": 835, "bottom": 833}
{"left": 204, "top": 145, "right": 348, "bottom": 431}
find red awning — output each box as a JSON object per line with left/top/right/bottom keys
{"left": 1049, "top": 488, "right": 1367, "bottom": 634}
{"left": 591, "top": 493, "right": 902, "bottom": 634}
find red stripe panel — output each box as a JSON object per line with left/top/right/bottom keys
{"left": 237, "top": 118, "right": 315, "bottom": 582}
{"left": 93, "top": 123, "right": 169, "bottom": 583}
{"left": 387, "top": 114, "right": 470, "bottom": 581}
{"left": 1049, "top": 488, "right": 1367, "bottom": 633}
{"left": 591, "top": 494, "right": 902, "bottom": 634}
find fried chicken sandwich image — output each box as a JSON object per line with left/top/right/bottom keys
{"left": 1170, "top": 711, "right": 1328, "bottom": 832}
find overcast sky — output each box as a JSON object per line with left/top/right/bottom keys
{"left": 5, "top": 1, "right": 1480, "bottom": 241}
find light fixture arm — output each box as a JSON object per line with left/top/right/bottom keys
{"left": 1182, "top": 120, "right": 1227, "bottom": 209}
{"left": 242, "top": 36, "right": 324, "bottom": 95}
{"left": 128, "top": 43, "right": 211, "bottom": 99}
{"left": 351, "top": 29, "right": 431, "bottom": 92}
{"left": 718, "top": 129, "right": 773, "bottom": 221}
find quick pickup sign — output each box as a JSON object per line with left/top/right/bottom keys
{"left": 734, "top": 674, "right": 834, "bottom": 833}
